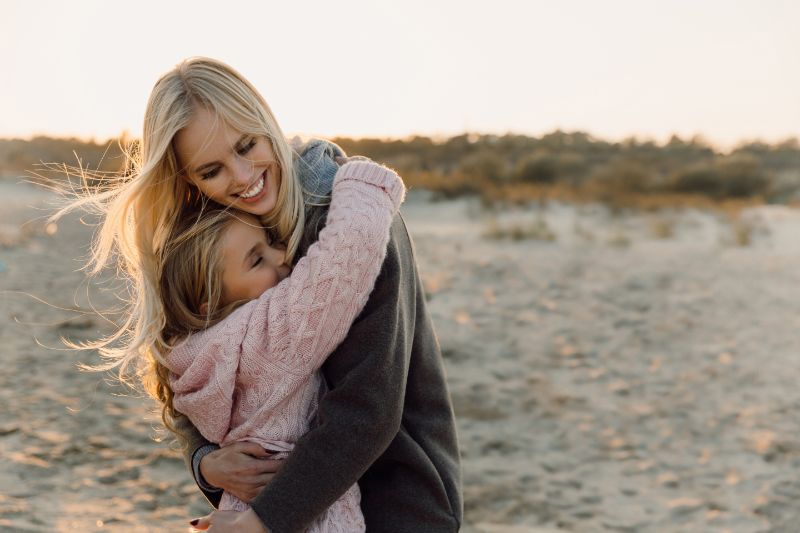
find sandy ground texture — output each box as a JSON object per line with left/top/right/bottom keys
{"left": 3, "top": 180, "right": 800, "bottom": 532}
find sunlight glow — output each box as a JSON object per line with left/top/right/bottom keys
{"left": 2, "top": 0, "right": 799, "bottom": 148}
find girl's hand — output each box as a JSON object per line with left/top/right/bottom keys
{"left": 191, "top": 509, "right": 269, "bottom": 532}
{"left": 199, "top": 442, "right": 283, "bottom": 502}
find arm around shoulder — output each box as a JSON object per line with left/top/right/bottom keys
{"left": 240, "top": 159, "right": 405, "bottom": 376}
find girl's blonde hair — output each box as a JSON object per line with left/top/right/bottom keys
{"left": 159, "top": 208, "right": 249, "bottom": 339}
{"left": 56, "top": 57, "right": 308, "bottom": 442}
{"left": 154, "top": 207, "right": 251, "bottom": 440}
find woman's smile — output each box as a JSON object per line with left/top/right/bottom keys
{"left": 237, "top": 172, "right": 266, "bottom": 201}
{"left": 174, "top": 106, "right": 283, "bottom": 216}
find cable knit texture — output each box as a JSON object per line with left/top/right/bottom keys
{"left": 166, "top": 160, "right": 405, "bottom": 532}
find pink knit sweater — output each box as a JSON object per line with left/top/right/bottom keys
{"left": 166, "top": 160, "right": 405, "bottom": 531}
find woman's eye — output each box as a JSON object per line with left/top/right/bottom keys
{"left": 238, "top": 139, "right": 256, "bottom": 155}
{"left": 201, "top": 167, "right": 220, "bottom": 180}
{"left": 252, "top": 256, "right": 263, "bottom": 268}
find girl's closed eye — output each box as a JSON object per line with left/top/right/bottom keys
{"left": 220, "top": 215, "right": 286, "bottom": 303}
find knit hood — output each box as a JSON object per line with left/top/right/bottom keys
{"left": 293, "top": 138, "right": 346, "bottom": 201}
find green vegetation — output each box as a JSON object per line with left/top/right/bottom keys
{"left": 335, "top": 132, "right": 800, "bottom": 208}
{"left": 4, "top": 132, "right": 800, "bottom": 209}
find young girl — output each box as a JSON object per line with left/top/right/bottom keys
{"left": 161, "top": 159, "right": 405, "bottom": 531}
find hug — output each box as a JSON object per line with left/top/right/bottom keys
{"left": 69, "top": 57, "right": 463, "bottom": 532}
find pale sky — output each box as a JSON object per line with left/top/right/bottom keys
{"left": 2, "top": 0, "right": 799, "bottom": 149}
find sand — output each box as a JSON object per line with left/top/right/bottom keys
{"left": 2, "top": 180, "right": 800, "bottom": 532}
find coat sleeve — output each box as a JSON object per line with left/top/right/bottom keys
{"left": 173, "top": 413, "right": 222, "bottom": 508}
{"left": 250, "top": 216, "right": 414, "bottom": 533}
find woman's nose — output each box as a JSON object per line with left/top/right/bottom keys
{"left": 231, "top": 157, "right": 253, "bottom": 187}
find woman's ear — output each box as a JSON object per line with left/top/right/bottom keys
{"left": 199, "top": 302, "right": 209, "bottom": 316}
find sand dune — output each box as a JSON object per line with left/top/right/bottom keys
{"left": 3, "top": 181, "right": 800, "bottom": 532}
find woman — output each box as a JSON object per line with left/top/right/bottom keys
{"left": 71, "top": 57, "right": 462, "bottom": 532}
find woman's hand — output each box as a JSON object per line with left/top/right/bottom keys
{"left": 191, "top": 509, "right": 269, "bottom": 532}
{"left": 199, "top": 442, "right": 283, "bottom": 503}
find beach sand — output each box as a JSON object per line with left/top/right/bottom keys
{"left": 3, "top": 180, "right": 800, "bottom": 532}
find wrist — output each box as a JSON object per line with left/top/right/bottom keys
{"left": 194, "top": 444, "right": 222, "bottom": 492}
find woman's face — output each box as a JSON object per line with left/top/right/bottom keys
{"left": 174, "top": 106, "right": 282, "bottom": 216}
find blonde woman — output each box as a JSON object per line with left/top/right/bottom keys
{"left": 72, "top": 57, "right": 461, "bottom": 532}
{"left": 159, "top": 152, "right": 406, "bottom": 532}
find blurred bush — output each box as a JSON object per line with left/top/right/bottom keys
{"left": 0, "top": 136, "right": 126, "bottom": 176}
{"left": 667, "top": 154, "right": 771, "bottom": 199}
{"left": 3, "top": 131, "right": 797, "bottom": 208}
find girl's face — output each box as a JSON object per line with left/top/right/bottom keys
{"left": 174, "top": 106, "right": 282, "bottom": 216}
{"left": 219, "top": 215, "right": 291, "bottom": 305}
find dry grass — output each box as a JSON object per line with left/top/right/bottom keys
{"left": 483, "top": 216, "right": 557, "bottom": 242}
{"left": 723, "top": 214, "right": 759, "bottom": 247}
{"left": 404, "top": 170, "right": 769, "bottom": 215}
{"left": 733, "top": 220, "right": 754, "bottom": 246}
{"left": 572, "top": 220, "right": 596, "bottom": 242}
{"left": 649, "top": 216, "right": 676, "bottom": 239}
{"left": 607, "top": 226, "right": 631, "bottom": 248}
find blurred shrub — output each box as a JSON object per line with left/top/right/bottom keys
{"left": 514, "top": 152, "right": 559, "bottom": 184}
{"left": 669, "top": 164, "right": 723, "bottom": 196}
{"left": 0, "top": 136, "right": 125, "bottom": 176}
{"left": 458, "top": 150, "right": 507, "bottom": 182}
{"left": 513, "top": 151, "right": 588, "bottom": 185}
{"left": 404, "top": 170, "right": 488, "bottom": 200}
{"left": 667, "top": 154, "right": 772, "bottom": 199}
{"left": 590, "top": 160, "right": 656, "bottom": 194}
{"left": 2, "top": 132, "right": 796, "bottom": 208}
{"left": 717, "top": 154, "right": 771, "bottom": 198}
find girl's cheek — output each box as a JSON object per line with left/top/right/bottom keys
{"left": 277, "top": 265, "right": 291, "bottom": 282}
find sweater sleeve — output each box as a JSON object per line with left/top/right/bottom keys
{"left": 169, "top": 334, "right": 240, "bottom": 445}
{"left": 238, "top": 160, "right": 405, "bottom": 378}
{"left": 250, "top": 216, "right": 415, "bottom": 533}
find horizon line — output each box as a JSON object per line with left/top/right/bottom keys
{"left": 2, "top": 128, "right": 799, "bottom": 152}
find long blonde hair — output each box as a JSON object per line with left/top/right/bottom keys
{"left": 159, "top": 208, "right": 248, "bottom": 339}
{"left": 55, "top": 57, "right": 308, "bottom": 441}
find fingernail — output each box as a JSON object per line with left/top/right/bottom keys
{"left": 190, "top": 519, "right": 199, "bottom": 526}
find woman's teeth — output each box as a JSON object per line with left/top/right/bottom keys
{"left": 239, "top": 175, "right": 265, "bottom": 199}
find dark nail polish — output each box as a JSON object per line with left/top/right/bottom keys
{"left": 190, "top": 519, "right": 199, "bottom": 526}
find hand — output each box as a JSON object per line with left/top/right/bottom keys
{"left": 191, "top": 508, "right": 269, "bottom": 533}
{"left": 199, "top": 442, "right": 283, "bottom": 503}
